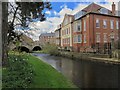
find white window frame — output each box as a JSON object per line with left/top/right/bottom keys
{"left": 96, "top": 33, "right": 100, "bottom": 43}
{"left": 84, "top": 34, "right": 87, "bottom": 43}
{"left": 103, "top": 33, "right": 107, "bottom": 43}
{"left": 103, "top": 20, "right": 107, "bottom": 29}
{"left": 110, "top": 20, "right": 114, "bottom": 29}
{"left": 74, "top": 34, "right": 82, "bottom": 43}
{"left": 84, "top": 19, "right": 86, "bottom": 31}
{"left": 78, "top": 34, "right": 82, "bottom": 43}
{"left": 116, "top": 21, "right": 119, "bottom": 30}
{"left": 96, "top": 19, "right": 100, "bottom": 28}
{"left": 77, "top": 20, "right": 81, "bottom": 32}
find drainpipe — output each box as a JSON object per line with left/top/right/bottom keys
{"left": 91, "top": 14, "right": 95, "bottom": 53}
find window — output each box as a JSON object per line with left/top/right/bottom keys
{"left": 103, "top": 33, "right": 107, "bottom": 42}
{"left": 110, "top": 20, "right": 114, "bottom": 29}
{"left": 77, "top": 20, "right": 81, "bottom": 32}
{"left": 74, "top": 36, "right": 77, "bottom": 42}
{"left": 103, "top": 20, "right": 107, "bottom": 28}
{"left": 66, "top": 28, "right": 68, "bottom": 34}
{"left": 84, "top": 20, "right": 86, "bottom": 31}
{"left": 68, "top": 38, "right": 70, "bottom": 44}
{"left": 96, "top": 33, "right": 100, "bottom": 42}
{"left": 96, "top": 19, "right": 100, "bottom": 28}
{"left": 74, "top": 11, "right": 86, "bottom": 20}
{"left": 77, "top": 24, "right": 80, "bottom": 31}
{"left": 100, "top": 8, "right": 108, "bottom": 14}
{"left": 74, "top": 20, "right": 81, "bottom": 32}
{"left": 116, "top": 21, "right": 119, "bottom": 30}
{"left": 84, "top": 34, "right": 87, "bottom": 43}
{"left": 74, "top": 34, "right": 82, "bottom": 43}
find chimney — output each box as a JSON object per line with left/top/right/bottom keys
{"left": 112, "top": 2, "right": 116, "bottom": 15}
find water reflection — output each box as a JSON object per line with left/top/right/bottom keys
{"left": 33, "top": 53, "right": 120, "bottom": 88}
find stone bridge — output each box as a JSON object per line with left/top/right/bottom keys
{"left": 10, "top": 35, "right": 42, "bottom": 52}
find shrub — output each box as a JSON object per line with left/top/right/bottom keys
{"left": 2, "top": 53, "right": 34, "bottom": 88}
{"left": 42, "top": 44, "right": 60, "bottom": 56}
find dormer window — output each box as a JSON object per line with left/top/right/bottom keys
{"left": 74, "top": 11, "right": 86, "bottom": 20}
{"left": 99, "top": 8, "right": 108, "bottom": 14}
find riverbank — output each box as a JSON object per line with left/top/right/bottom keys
{"left": 35, "top": 49, "right": 120, "bottom": 64}
{"left": 2, "top": 52, "right": 77, "bottom": 88}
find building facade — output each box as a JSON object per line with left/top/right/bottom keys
{"left": 39, "top": 33, "right": 55, "bottom": 46}
{"left": 60, "top": 2, "right": 120, "bottom": 53}
{"left": 55, "top": 24, "right": 61, "bottom": 46}
{"left": 61, "top": 14, "right": 74, "bottom": 51}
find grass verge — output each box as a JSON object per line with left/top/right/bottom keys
{"left": 27, "top": 53, "right": 77, "bottom": 88}
{"left": 2, "top": 51, "right": 77, "bottom": 88}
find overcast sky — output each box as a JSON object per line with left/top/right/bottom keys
{"left": 13, "top": 0, "right": 119, "bottom": 41}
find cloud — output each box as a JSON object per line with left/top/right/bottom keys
{"left": 59, "top": 4, "right": 73, "bottom": 16}
{"left": 53, "top": 10, "right": 59, "bottom": 16}
{"left": 45, "top": 11, "right": 51, "bottom": 15}
{"left": 20, "top": 1, "right": 119, "bottom": 41}
{"left": 25, "top": 4, "right": 74, "bottom": 41}
{"left": 72, "top": 3, "right": 88, "bottom": 14}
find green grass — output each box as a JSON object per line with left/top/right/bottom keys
{"left": 2, "top": 51, "right": 77, "bottom": 88}
{"left": 2, "top": 52, "right": 34, "bottom": 88}
{"left": 27, "top": 54, "right": 77, "bottom": 88}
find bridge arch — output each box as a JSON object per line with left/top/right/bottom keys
{"left": 13, "top": 46, "right": 30, "bottom": 53}
{"left": 32, "top": 46, "right": 42, "bottom": 51}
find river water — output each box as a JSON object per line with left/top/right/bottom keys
{"left": 32, "top": 53, "right": 120, "bottom": 88}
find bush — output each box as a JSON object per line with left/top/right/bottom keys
{"left": 2, "top": 53, "right": 34, "bottom": 88}
{"left": 42, "top": 44, "right": 60, "bottom": 56}
{"left": 112, "top": 50, "right": 120, "bottom": 59}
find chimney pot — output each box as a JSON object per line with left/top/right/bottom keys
{"left": 112, "top": 2, "right": 116, "bottom": 15}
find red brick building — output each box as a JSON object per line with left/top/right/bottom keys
{"left": 39, "top": 33, "right": 55, "bottom": 46}
{"left": 60, "top": 2, "right": 120, "bottom": 53}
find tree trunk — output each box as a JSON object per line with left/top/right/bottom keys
{"left": 0, "top": 1, "right": 2, "bottom": 66}
{"left": 2, "top": 2, "right": 8, "bottom": 67}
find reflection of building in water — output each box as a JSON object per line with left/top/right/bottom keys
{"left": 56, "top": 59, "right": 62, "bottom": 72}
{"left": 72, "top": 60, "right": 95, "bottom": 88}
{"left": 60, "top": 59, "right": 74, "bottom": 80}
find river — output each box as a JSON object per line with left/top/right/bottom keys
{"left": 32, "top": 53, "right": 120, "bottom": 88}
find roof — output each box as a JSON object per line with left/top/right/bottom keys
{"left": 80, "top": 2, "right": 112, "bottom": 14}
{"left": 82, "top": 3, "right": 102, "bottom": 12}
{"left": 40, "top": 33, "right": 55, "bottom": 37}
{"left": 74, "top": 12, "right": 120, "bottom": 22}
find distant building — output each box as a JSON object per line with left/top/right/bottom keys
{"left": 39, "top": 33, "right": 55, "bottom": 45}
{"left": 55, "top": 24, "right": 61, "bottom": 46}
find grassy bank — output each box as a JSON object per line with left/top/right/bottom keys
{"left": 28, "top": 53, "right": 76, "bottom": 88}
{"left": 2, "top": 52, "right": 77, "bottom": 88}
